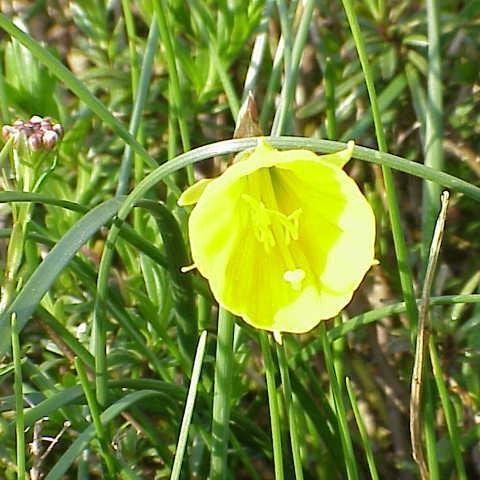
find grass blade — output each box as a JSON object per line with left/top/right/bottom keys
{"left": 170, "top": 331, "right": 208, "bottom": 480}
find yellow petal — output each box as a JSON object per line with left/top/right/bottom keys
{"left": 272, "top": 158, "right": 375, "bottom": 295}
{"left": 178, "top": 178, "right": 214, "bottom": 206}
{"left": 315, "top": 140, "right": 354, "bottom": 168}
{"left": 257, "top": 140, "right": 354, "bottom": 169}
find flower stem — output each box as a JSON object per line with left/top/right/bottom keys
{"left": 209, "top": 308, "right": 235, "bottom": 480}
{"left": 276, "top": 340, "right": 304, "bottom": 480}
{"left": 320, "top": 323, "right": 359, "bottom": 480}
{"left": 259, "top": 332, "right": 285, "bottom": 480}
{"left": 11, "top": 313, "right": 26, "bottom": 480}
{"left": 422, "top": 0, "right": 444, "bottom": 267}
{"left": 74, "top": 358, "right": 116, "bottom": 478}
{"left": 346, "top": 377, "right": 380, "bottom": 480}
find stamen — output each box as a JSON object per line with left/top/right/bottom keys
{"left": 241, "top": 193, "right": 302, "bottom": 251}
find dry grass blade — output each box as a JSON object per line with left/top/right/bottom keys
{"left": 410, "top": 190, "right": 450, "bottom": 479}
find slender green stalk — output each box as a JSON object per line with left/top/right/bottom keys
{"left": 429, "top": 340, "right": 467, "bottom": 479}
{"left": 341, "top": 0, "right": 418, "bottom": 332}
{"left": 0, "top": 144, "right": 39, "bottom": 325}
{"left": 211, "top": 48, "right": 240, "bottom": 119}
{"left": 275, "top": 0, "right": 292, "bottom": 76}
{"left": 12, "top": 313, "right": 25, "bottom": 480}
{"left": 74, "top": 358, "right": 116, "bottom": 479}
{"left": 242, "top": 0, "right": 275, "bottom": 99}
{"left": 209, "top": 308, "right": 235, "bottom": 480}
{"left": 345, "top": 378, "right": 380, "bottom": 480}
{"left": 121, "top": 0, "right": 140, "bottom": 96}
{"left": 259, "top": 333, "right": 284, "bottom": 480}
{"left": 324, "top": 57, "right": 337, "bottom": 141}
{"left": 171, "top": 331, "right": 208, "bottom": 480}
{"left": 259, "top": 36, "right": 284, "bottom": 129}
{"left": 276, "top": 340, "right": 304, "bottom": 480}
{"left": 320, "top": 323, "right": 359, "bottom": 480}
{"left": 153, "top": 0, "right": 193, "bottom": 183}
{"left": 197, "top": 296, "right": 211, "bottom": 330}
{"left": 93, "top": 246, "right": 114, "bottom": 406}
{"left": 116, "top": 15, "right": 158, "bottom": 196}
{"left": 422, "top": 0, "right": 444, "bottom": 266}
{"left": 271, "top": 0, "right": 315, "bottom": 135}
{"left": 332, "top": 316, "right": 346, "bottom": 395}
{"left": 326, "top": 293, "right": 480, "bottom": 343}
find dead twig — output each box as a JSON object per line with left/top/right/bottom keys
{"left": 410, "top": 191, "right": 450, "bottom": 480}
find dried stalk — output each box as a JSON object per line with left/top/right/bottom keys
{"left": 410, "top": 191, "right": 449, "bottom": 479}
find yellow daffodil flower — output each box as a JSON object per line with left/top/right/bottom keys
{"left": 179, "top": 140, "right": 375, "bottom": 334}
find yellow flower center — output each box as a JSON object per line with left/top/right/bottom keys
{"left": 243, "top": 168, "right": 306, "bottom": 291}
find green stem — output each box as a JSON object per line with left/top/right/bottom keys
{"left": 320, "top": 323, "right": 359, "bottom": 480}
{"left": 93, "top": 244, "right": 114, "bottom": 407}
{"left": 276, "top": 340, "right": 304, "bottom": 480}
{"left": 74, "top": 358, "right": 116, "bottom": 478}
{"left": 116, "top": 14, "right": 158, "bottom": 196}
{"left": 422, "top": 0, "right": 444, "bottom": 267}
{"left": 209, "top": 308, "right": 235, "bottom": 480}
{"left": 275, "top": 0, "right": 292, "bottom": 76}
{"left": 271, "top": 0, "right": 315, "bottom": 135}
{"left": 153, "top": 0, "right": 193, "bottom": 183}
{"left": 12, "top": 313, "right": 26, "bottom": 480}
{"left": 346, "top": 378, "right": 380, "bottom": 480}
{"left": 324, "top": 57, "right": 337, "bottom": 141}
{"left": 429, "top": 339, "right": 467, "bottom": 479}
{"left": 259, "top": 333, "right": 284, "bottom": 480}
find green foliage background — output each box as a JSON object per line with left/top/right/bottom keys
{"left": 0, "top": 0, "right": 479, "bottom": 478}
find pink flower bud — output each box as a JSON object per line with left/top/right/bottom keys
{"left": 42, "top": 130, "right": 58, "bottom": 150}
{"left": 28, "top": 133, "right": 43, "bottom": 151}
{"left": 52, "top": 124, "right": 64, "bottom": 137}
{"left": 2, "top": 125, "right": 13, "bottom": 140}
